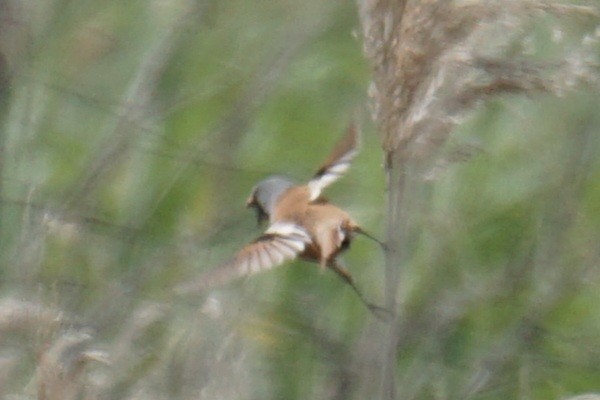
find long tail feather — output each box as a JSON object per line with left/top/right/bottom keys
{"left": 328, "top": 259, "right": 392, "bottom": 321}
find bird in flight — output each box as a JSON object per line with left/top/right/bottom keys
{"left": 177, "top": 123, "right": 388, "bottom": 318}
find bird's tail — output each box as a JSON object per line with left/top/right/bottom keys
{"left": 328, "top": 259, "right": 393, "bottom": 321}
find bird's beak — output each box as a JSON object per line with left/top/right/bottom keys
{"left": 246, "top": 195, "right": 255, "bottom": 208}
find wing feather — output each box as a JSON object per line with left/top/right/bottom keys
{"left": 176, "top": 222, "right": 311, "bottom": 293}
{"left": 308, "top": 122, "right": 360, "bottom": 201}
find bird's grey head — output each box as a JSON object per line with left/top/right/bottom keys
{"left": 246, "top": 175, "right": 295, "bottom": 224}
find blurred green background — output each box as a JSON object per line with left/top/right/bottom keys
{"left": 0, "top": 0, "right": 598, "bottom": 399}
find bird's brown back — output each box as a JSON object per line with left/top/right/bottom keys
{"left": 272, "top": 185, "right": 356, "bottom": 263}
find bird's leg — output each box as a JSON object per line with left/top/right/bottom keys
{"left": 327, "top": 259, "right": 392, "bottom": 321}
{"left": 353, "top": 226, "right": 387, "bottom": 251}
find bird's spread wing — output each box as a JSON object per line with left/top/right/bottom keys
{"left": 308, "top": 122, "right": 360, "bottom": 201}
{"left": 176, "top": 222, "right": 311, "bottom": 293}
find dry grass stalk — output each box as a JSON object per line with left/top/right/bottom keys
{"left": 357, "top": 1, "right": 599, "bottom": 399}
{"left": 0, "top": 298, "right": 64, "bottom": 336}
{"left": 36, "top": 331, "right": 108, "bottom": 400}
{"left": 0, "top": 298, "right": 107, "bottom": 399}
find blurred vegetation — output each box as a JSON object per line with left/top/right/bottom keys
{"left": 0, "top": 0, "right": 598, "bottom": 399}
